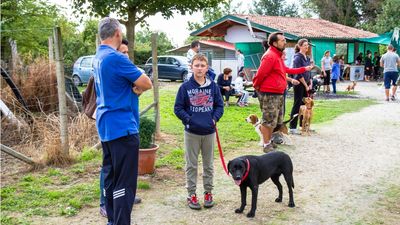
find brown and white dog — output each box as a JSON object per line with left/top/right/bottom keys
{"left": 245, "top": 114, "right": 298, "bottom": 145}
{"left": 299, "top": 97, "right": 314, "bottom": 135}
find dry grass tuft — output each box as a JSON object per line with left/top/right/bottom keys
{"left": 1, "top": 58, "right": 98, "bottom": 167}
{"left": 4, "top": 58, "right": 58, "bottom": 113}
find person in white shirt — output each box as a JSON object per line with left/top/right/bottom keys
{"left": 321, "top": 50, "right": 333, "bottom": 93}
{"left": 186, "top": 40, "right": 200, "bottom": 81}
{"left": 234, "top": 72, "right": 249, "bottom": 107}
{"left": 236, "top": 49, "right": 245, "bottom": 75}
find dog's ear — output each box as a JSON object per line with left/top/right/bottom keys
{"left": 227, "top": 160, "right": 232, "bottom": 175}
{"left": 311, "top": 100, "right": 314, "bottom": 108}
{"left": 302, "top": 97, "right": 306, "bottom": 103}
{"left": 241, "top": 158, "right": 248, "bottom": 170}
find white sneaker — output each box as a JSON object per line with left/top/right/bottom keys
{"left": 289, "top": 129, "right": 301, "bottom": 135}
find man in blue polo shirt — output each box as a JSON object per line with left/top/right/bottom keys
{"left": 94, "top": 17, "right": 152, "bottom": 225}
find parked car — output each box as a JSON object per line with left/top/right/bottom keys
{"left": 72, "top": 55, "right": 94, "bottom": 86}
{"left": 144, "top": 55, "right": 189, "bottom": 81}
{"left": 72, "top": 55, "right": 145, "bottom": 86}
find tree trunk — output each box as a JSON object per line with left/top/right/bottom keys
{"left": 126, "top": 9, "right": 137, "bottom": 63}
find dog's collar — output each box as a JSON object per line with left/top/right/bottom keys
{"left": 306, "top": 107, "right": 313, "bottom": 109}
{"left": 253, "top": 120, "right": 261, "bottom": 127}
{"left": 238, "top": 159, "right": 251, "bottom": 185}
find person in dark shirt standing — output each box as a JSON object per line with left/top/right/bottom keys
{"left": 373, "top": 52, "right": 381, "bottom": 80}
{"left": 364, "top": 52, "right": 373, "bottom": 81}
{"left": 289, "top": 39, "right": 312, "bottom": 134}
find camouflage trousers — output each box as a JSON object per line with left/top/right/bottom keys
{"left": 257, "top": 92, "right": 284, "bottom": 128}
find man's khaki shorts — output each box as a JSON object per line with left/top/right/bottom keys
{"left": 257, "top": 93, "right": 284, "bottom": 128}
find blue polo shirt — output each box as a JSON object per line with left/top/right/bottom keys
{"left": 93, "top": 45, "right": 142, "bottom": 142}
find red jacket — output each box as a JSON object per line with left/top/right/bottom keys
{"left": 253, "top": 46, "right": 306, "bottom": 94}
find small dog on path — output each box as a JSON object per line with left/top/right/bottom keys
{"left": 299, "top": 97, "right": 314, "bottom": 135}
{"left": 345, "top": 81, "right": 357, "bottom": 92}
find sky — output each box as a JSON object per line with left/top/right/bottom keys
{"left": 48, "top": 0, "right": 297, "bottom": 47}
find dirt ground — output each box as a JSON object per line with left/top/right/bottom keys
{"left": 4, "top": 81, "right": 400, "bottom": 225}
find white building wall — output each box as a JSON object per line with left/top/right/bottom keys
{"left": 224, "top": 25, "right": 267, "bottom": 43}
{"left": 211, "top": 59, "right": 239, "bottom": 81}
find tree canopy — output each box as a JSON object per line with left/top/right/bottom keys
{"left": 301, "top": 0, "right": 399, "bottom": 32}
{"left": 250, "top": 0, "right": 299, "bottom": 17}
{"left": 70, "top": 0, "right": 224, "bottom": 61}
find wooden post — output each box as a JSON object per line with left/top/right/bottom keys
{"left": 48, "top": 36, "right": 54, "bottom": 62}
{"left": 48, "top": 36, "right": 56, "bottom": 111}
{"left": 9, "top": 39, "right": 20, "bottom": 75}
{"left": 96, "top": 34, "right": 100, "bottom": 50}
{"left": 151, "top": 33, "right": 160, "bottom": 137}
{"left": 53, "top": 26, "right": 69, "bottom": 156}
{"left": 1, "top": 144, "right": 36, "bottom": 166}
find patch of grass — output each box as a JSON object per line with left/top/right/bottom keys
{"left": 311, "top": 99, "right": 376, "bottom": 124}
{"left": 137, "top": 181, "right": 151, "bottom": 190}
{"left": 78, "top": 147, "right": 101, "bottom": 162}
{"left": 156, "top": 148, "right": 185, "bottom": 169}
{"left": 71, "top": 164, "right": 85, "bottom": 174}
{"left": 0, "top": 215, "right": 31, "bottom": 225}
{"left": 354, "top": 184, "right": 400, "bottom": 225}
{"left": 0, "top": 171, "right": 99, "bottom": 219}
{"left": 77, "top": 86, "right": 86, "bottom": 94}
{"left": 47, "top": 167, "right": 61, "bottom": 176}
{"left": 336, "top": 90, "right": 359, "bottom": 95}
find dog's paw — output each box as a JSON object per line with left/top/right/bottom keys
{"left": 288, "top": 202, "right": 295, "bottom": 208}
{"left": 246, "top": 211, "right": 255, "bottom": 218}
{"left": 235, "top": 208, "right": 244, "bottom": 214}
{"left": 275, "top": 197, "right": 282, "bottom": 202}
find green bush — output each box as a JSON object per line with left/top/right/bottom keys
{"left": 139, "top": 117, "right": 156, "bottom": 149}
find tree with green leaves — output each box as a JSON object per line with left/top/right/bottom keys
{"left": 134, "top": 28, "right": 174, "bottom": 65}
{"left": 1, "top": 0, "right": 59, "bottom": 61}
{"left": 250, "top": 0, "right": 299, "bottom": 17}
{"left": 301, "top": 0, "right": 359, "bottom": 26}
{"left": 187, "top": 0, "right": 242, "bottom": 31}
{"left": 371, "top": 0, "right": 400, "bottom": 33}
{"left": 70, "top": 0, "right": 224, "bottom": 62}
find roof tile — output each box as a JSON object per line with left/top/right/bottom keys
{"left": 235, "top": 14, "right": 377, "bottom": 39}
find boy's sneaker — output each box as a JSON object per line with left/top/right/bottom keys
{"left": 99, "top": 205, "right": 107, "bottom": 217}
{"left": 391, "top": 95, "right": 396, "bottom": 101}
{"left": 187, "top": 194, "right": 201, "bottom": 210}
{"left": 204, "top": 192, "right": 214, "bottom": 208}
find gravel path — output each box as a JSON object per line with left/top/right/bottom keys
{"left": 34, "top": 81, "right": 400, "bottom": 225}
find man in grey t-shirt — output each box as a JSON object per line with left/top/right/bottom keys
{"left": 380, "top": 44, "right": 400, "bottom": 101}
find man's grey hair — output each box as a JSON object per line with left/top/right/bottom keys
{"left": 387, "top": 44, "right": 394, "bottom": 50}
{"left": 98, "top": 17, "right": 121, "bottom": 41}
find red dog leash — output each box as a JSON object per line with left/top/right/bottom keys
{"left": 214, "top": 124, "right": 251, "bottom": 185}
{"left": 214, "top": 124, "right": 229, "bottom": 175}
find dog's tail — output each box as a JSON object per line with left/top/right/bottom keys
{"left": 283, "top": 114, "right": 298, "bottom": 124}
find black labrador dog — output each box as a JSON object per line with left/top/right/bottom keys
{"left": 227, "top": 151, "right": 295, "bottom": 218}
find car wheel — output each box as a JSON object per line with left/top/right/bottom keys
{"left": 72, "top": 75, "right": 82, "bottom": 86}
{"left": 148, "top": 70, "right": 154, "bottom": 81}
{"left": 181, "top": 71, "right": 188, "bottom": 81}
